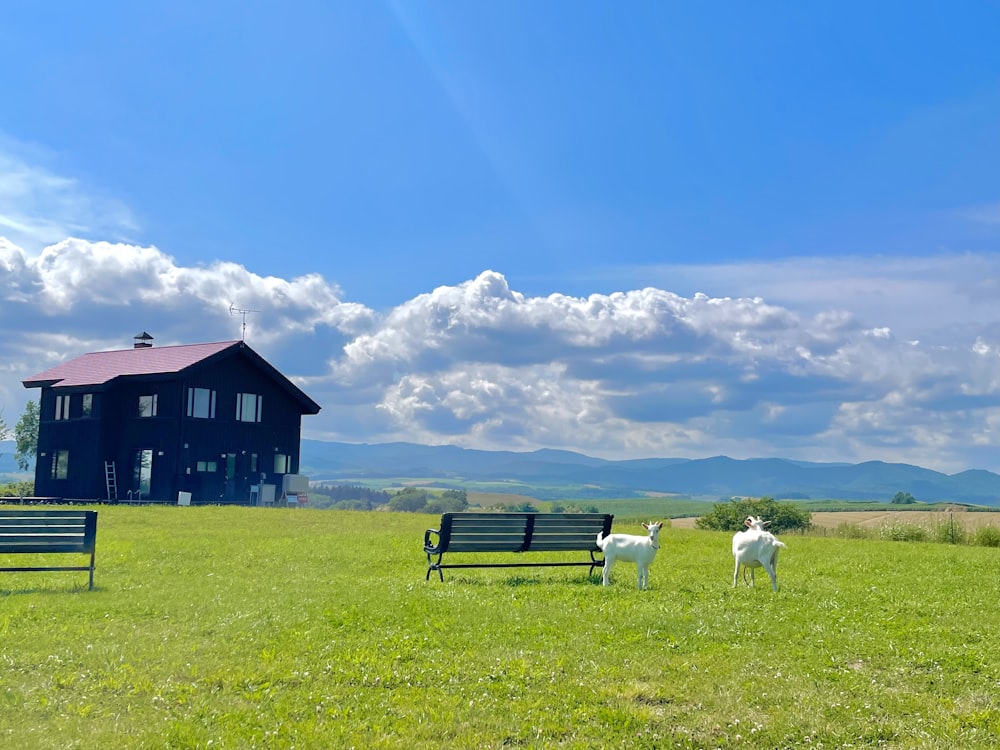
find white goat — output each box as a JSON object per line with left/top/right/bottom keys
{"left": 596, "top": 522, "right": 664, "bottom": 589}
{"left": 732, "top": 515, "right": 786, "bottom": 592}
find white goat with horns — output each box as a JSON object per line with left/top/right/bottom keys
{"left": 732, "top": 515, "right": 786, "bottom": 592}
{"left": 596, "top": 521, "right": 664, "bottom": 589}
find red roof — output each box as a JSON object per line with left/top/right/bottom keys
{"left": 23, "top": 341, "right": 241, "bottom": 388}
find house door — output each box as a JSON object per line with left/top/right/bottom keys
{"left": 131, "top": 449, "right": 153, "bottom": 500}
{"left": 224, "top": 452, "right": 237, "bottom": 500}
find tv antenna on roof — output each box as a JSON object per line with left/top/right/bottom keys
{"left": 229, "top": 303, "right": 259, "bottom": 341}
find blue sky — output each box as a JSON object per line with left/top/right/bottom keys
{"left": 1, "top": 2, "right": 999, "bottom": 474}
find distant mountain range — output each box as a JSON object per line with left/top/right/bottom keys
{"left": 299, "top": 440, "right": 1000, "bottom": 506}
{"left": 6, "top": 438, "right": 997, "bottom": 505}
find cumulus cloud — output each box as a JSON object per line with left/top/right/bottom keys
{"left": 5, "top": 239, "right": 1000, "bottom": 473}
{"left": 611, "top": 253, "right": 1000, "bottom": 347}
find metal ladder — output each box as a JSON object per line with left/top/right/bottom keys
{"left": 104, "top": 461, "right": 118, "bottom": 501}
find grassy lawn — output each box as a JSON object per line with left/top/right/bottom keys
{"left": 2, "top": 507, "right": 1000, "bottom": 748}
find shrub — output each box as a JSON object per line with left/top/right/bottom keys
{"left": 695, "top": 496, "right": 812, "bottom": 533}
{"left": 974, "top": 525, "right": 1000, "bottom": 548}
{"left": 835, "top": 522, "right": 870, "bottom": 540}
{"left": 877, "top": 521, "right": 927, "bottom": 542}
{"left": 932, "top": 518, "right": 967, "bottom": 545}
{"left": 0, "top": 481, "right": 34, "bottom": 497}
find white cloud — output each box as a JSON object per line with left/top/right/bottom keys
{"left": 5, "top": 241, "right": 1000, "bottom": 473}
{"left": 0, "top": 136, "right": 139, "bottom": 251}
{"left": 605, "top": 253, "right": 1000, "bottom": 346}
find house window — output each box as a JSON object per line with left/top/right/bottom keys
{"left": 51, "top": 450, "right": 69, "bottom": 480}
{"left": 55, "top": 394, "right": 70, "bottom": 420}
{"left": 274, "top": 453, "right": 290, "bottom": 473}
{"left": 81, "top": 393, "right": 93, "bottom": 417}
{"left": 139, "top": 394, "right": 158, "bottom": 417}
{"left": 249, "top": 453, "right": 258, "bottom": 473}
{"left": 187, "top": 387, "right": 216, "bottom": 419}
{"left": 236, "top": 393, "right": 263, "bottom": 423}
{"left": 196, "top": 461, "right": 218, "bottom": 473}
{"left": 132, "top": 449, "right": 153, "bottom": 497}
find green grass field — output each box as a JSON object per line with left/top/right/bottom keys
{"left": 3, "top": 507, "right": 1000, "bottom": 748}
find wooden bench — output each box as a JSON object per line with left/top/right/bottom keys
{"left": 0, "top": 509, "right": 98, "bottom": 590}
{"left": 424, "top": 512, "right": 614, "bottom": 582}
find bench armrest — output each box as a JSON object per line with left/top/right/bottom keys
{"left": 424, "top": 527, "right": 442, "bottom": 554}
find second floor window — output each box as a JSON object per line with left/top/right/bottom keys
{"left": 54, "top": 394, "right": 70, "bottom": 420}
{"left": 236, "top": 393, "right": 262, "bottom": 423}
{"left": 187, "top": 387, "right": 216, "bottom": 419}
{"left": 139, "top": 394, "right": 158, "bottom": 417}
{"left": 81, "top": 393, "right": 93, "bottom": 417}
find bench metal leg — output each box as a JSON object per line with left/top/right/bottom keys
{"left": 426, "top": 553, "right": 444, "bottom": 582}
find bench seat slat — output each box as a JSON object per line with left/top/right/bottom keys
{"left": 0, "top": 543, "right": 91, "bottom": 554}
{"left": 449, "top": 518, "right": 528, "bottom": 530}
{"left": 531, "top": 516, "right": 608, "bottom": 528}
{"left": 527, "top": 541, "right": 601, "bottom": 551}
{"left": 444, "top": 542, "right": 527, "bottom": 553}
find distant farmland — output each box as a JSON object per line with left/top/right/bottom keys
{"left": 670, "top": 509, "right": 1000, "bottom": 530}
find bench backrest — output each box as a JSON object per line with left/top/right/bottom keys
{"left": 436, "top": 512, "right": 613, "bottom": 553}
{"left": 0, "top": 510, "right": 98, "bottom": 554}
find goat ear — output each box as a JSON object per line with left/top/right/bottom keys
{"left": 763, "top": 520, "right": 772, "bottom": 527}
{"left": 642, "top": 522, "right": 649, "bottom": 529}
{"left": 744, "top": 518, "right": 752, "bottom": 528}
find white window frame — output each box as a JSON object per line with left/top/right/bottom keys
{"left": 139, "top": 394, "right": 158, "bottom": 417}
{"left": 55, "top": 394, "right": 70, "bottom": 420}
{"left": 187, "top": 387, "right": 216, "bottom": 419}
{"left": 236, "top": 393, "right": 263, "bottom": 423}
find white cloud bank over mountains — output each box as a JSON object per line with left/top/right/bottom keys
{"left": 4, "top": 237, "right": 1000, "bottom": 473}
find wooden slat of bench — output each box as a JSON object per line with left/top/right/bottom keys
{"left": 449, "top": 516, "right": 529, "bottom": 530}
{"left": 527, "top": 538, "right": 601, "bottom": 552}
{"left": 0, "top": 517, "right": 90, "bottom": 524}
{"left": 531, "top": 515, "right": 608, "bottom": 528}
{"left": 444, "top": 541, "right": 526, "bottom": 553}
{"left": 0, "top": 543, "right": 91, "bottom": 553}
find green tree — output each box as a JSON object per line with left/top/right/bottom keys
{"left": 695, "top": 496, "right": 812, "bottom": 534}
{"left": 425, "top": 489, "right": 469, "bottom": 514}
{"left": 14, "top": 400, "right": 39, "bottom": 471}
{"left": 388, "top": 487, "right": 430, "bottom": 512}
{"left": 891, "top": 491, "right": 917, "bottom": 505}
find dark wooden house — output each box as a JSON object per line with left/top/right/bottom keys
{"left": 22, "top": 335, "right": 321, "bottom": 503}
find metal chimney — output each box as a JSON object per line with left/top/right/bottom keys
{"left": 133, "top": 331, "right": 154, "bottom": 349}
